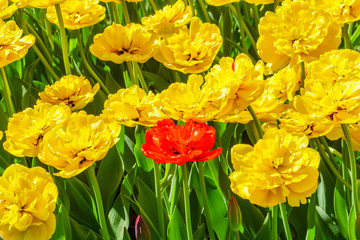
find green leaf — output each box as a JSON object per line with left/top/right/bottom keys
{"left": 334, "top": 179, "right": 349, "bottom": 239}
{"left": 108, "top": 194, "right": 129, "bottom": 240}
{"left": 167, "top": 207, "right": 187, "bottom": 240}
{"left": 349, "top": 206, "right": 357, "bottom": 240}
{"left": 51, "top": 201, "right": 72, "bottom": 240}
{"left": 142, "top": 70, "right": 169, "bottom": 93}
{"left": 254, "top": 212, "right": 271, "bottom": 240}
{"left": 66, "top": 178, "right": 99, "bottom": 230}
{"left": 193, "top": 224, "right": 205, "bottom": 240}
{"left": 97, "top": 146, "right": 124, "bottom": 213}
{"left": 315, "top": 206, "right": 344, "bottom": 239}
{"left": 136, "top": 178, "right": 161, "bottom": 240}
{"left": 134, "top": 125, "right": 153, "bottom": 172}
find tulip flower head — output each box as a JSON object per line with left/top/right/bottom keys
{"left": 141, "top": 119, "right": 222, "bottom": 165}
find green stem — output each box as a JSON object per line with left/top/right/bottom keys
{"left": 341, "top": 124, "right": 360, "bottom": 215}
{"left": 32, "top": 44, "right": 59, "bottom": 81}
{"left": 154, "top": 162, "right": 165, "bottom": 240}
{"left": 149, "top": 0, "right": 159, "bottom": 11}
{"left": 86, "top": 165, "right": 111, "bottom": 240}
{"left": 300, "top": 61, "right": 305, "bottom": 88}
{"left": 182, "top": 165, "right": 193, "bottom": 240}
{"left": 188, "top": 0, "right": 195, "bottom": 17}
{"left": 110, "top": 2, "right": 122, "bottom": 24}
{"left": 198, "top": 0, "right": 211, "bottom": 22}
{"left": 133, "top": 62, "right": 149, "bottom": 92}
{"left": 120, "top": 0, "right": 131, "bottom": 25}
{"left": 198, "top": 162, "right": 216, "bottom": 240}
{"left": 271, "top": 206, "right": 278, "bottom": 240}
{"left": 228, "top": 5, "right": 248, "bottom": 55}
{"left": 126, "top": 61, "right": 138, "bottom": 86}
{"left": 232, "top": 3, "right": 257, "bottom": 53}
{"left": 76, "top": 30, "right": 110, "bottom": 95}
{"left": 24, "top": 21, "right": 53, "bottom": 65}
{"left": 343, "top": 24, "right": 353, "bottom": 50}
{"left": 319, "top": 136, "right": 339, "bottom": 170}
{"left": 44, "top": 9, "right": 54, "bottom": 49}
{"left": 313, "top": 138, "right": 351, "bottom": 190}
{"left": 247, "top": 105, "right": 263, "bottom": 139}
{"left": 252, "top": 4, "right": 259, "bottom": 29}
{"left": 0, "top": 68, "right": 15, "bottom": 116}
{"left": 279, "top": 203, "right": 292, "bottom": 240}
{"left": 55, "top": 4, "right": 71, "bottom": 75}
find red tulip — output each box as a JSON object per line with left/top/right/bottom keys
{"left": 141, "top": 119, "right": 222, "bottom": 165}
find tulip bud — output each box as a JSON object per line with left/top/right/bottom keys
{"left": 228, "top": 196, "right": 242, "bottom": 231}
{"left": 355, "top": 213, "right": 360, "bottom": 240}
{"left": 135, "top": 215, "right": 151, "bottom": 240}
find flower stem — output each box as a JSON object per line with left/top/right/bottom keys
{"left": 0, "top": 68, "right": 15, "bottom": 116}
{"left": 182, "top": 165, "right": 193, "bottom": 240}
{"left": 32, "top": 44, "right": 60, "bottom": 81}
{"left": 232, "top": 3, "right": 258, "bottom": 54}
{"left": 343, "top": 24, "right": 353, "bottom": 50}
{"left": 55, "top": 4, "right": 71, "bottom": 75}
{"left": 110, "top": 2, "right": 122, "bottom": 25}
{"left": 341, "top": 124, "right": 360, "bottom": 215}
{"left": 86, "top": 165, "right": 110, "bottom": 240}
{"left": 133, "top": 62, "right": 149, "bottom": 92}
{"left": 120, "top": 0, "right": 131, "bottom": 25}
{"left": 271, "top": 205, "right": 278, "bottom": 240}
{"left": 247, "top": 105, "right": 263, "bottom": 139}
{"left": 76, "top": 30, "right": 110, "bottom": 95}
{"left": 198, "top": 0, "right": 211, "bottom": 22}
{"left": 154, "top": 162, "right": 165, "bottom": 240}
{"left": 126, "top": 61, "right": 138, "bottom": 86}
{"left": 319, "top": 136, "right": 339, "bottom": 169}
{"left": 188, "top": 0, "right": 195, "bottom": 17}
{"left": 313, "top": 138, "right": 351, "bottom": 190}
{"left": 279, "top": 203, "right": 292, "bottom": 240}
{"left": 198, "top": 162, "right": 216, "bottom": 240}
{"left": 149, "top": 0, "right": 159, "bottom": 11}
{"left": 300, "top": 61, "right": 305, "bottom": 88}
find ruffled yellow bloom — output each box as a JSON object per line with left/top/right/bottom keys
{"left": 0, "top": 0, "right": 18, "bottom": 19}
{"left": 38, "top": 75, "right": 99, "bottom": 110}
{"left": 10, "top": 0, "right": 65, "bottom": 8}
{"left": 38, "top": 111, "right": 120, "bottom": 178}
{"left": 229, "top": 128, "right": 320, "bottom": 207}
{"left": 46, "top": 0, "right": 105, "bottom": 30}
{"left": 99, "top": 0, "right": 142, "bottom": 2}
{"left": 159, "top": 74, "right": 223, "bottom": 123}
{"left": 0, "top": 164, "right": 57, "bottom": 240}
{"left": 3, "top": 103, "right": 71, "bottom": 157}
{"left": 103, "top": 85, "right": 165, "bottom": 127}
{"left": 90, "top": 23, "right": 159, "bottom": 64}
{"left": 279, "top": 108, "right": 335, "bottom": 138}
{"left": 257, "top": 0, "right": 341, "bottom": 71}
{"left": 154, "top": 17, "right": 222, "bottom": 74}
{"left": 141, "top": 0, "right": 192, "bottom": 36}
{"left": 309, "top": 0, "right": 360, "bottom": 25}
{"left": 0, "top": 20, "right": 35, "bottom": 68}
{"left": 202, "top": 54, "right": 264, "bottom": 122}
{"left": 294, "top": 49, "right": 360, "bottom": 124}
{"left": 227, "top": 64, "right": 300, "bottom": 123}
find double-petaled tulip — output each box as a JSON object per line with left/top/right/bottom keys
{"left": 90, "top": 23, "right": 159, "bottom": 64}
{"left": 141, "top": 119, "right": 222, "bottom": 165}
{"left": 257, "top": 0, "right": 341, "bottom": 71}
{"left": 46, "top": 0, "right": 105, "bottom": 29}
{"left": 0, "top": 19, "right": 35, "bottom": 68}
{"left": 0, "top": 164, "right": 58, "bottom": 240}
{"left": 38, "top": 111, "right": 120, "bottom": 178}
{"left": 38, "top": 75, "right": 99, "bottom": 110}
{"left": 229, "top": 128, "right": 320, "bottom": 207}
